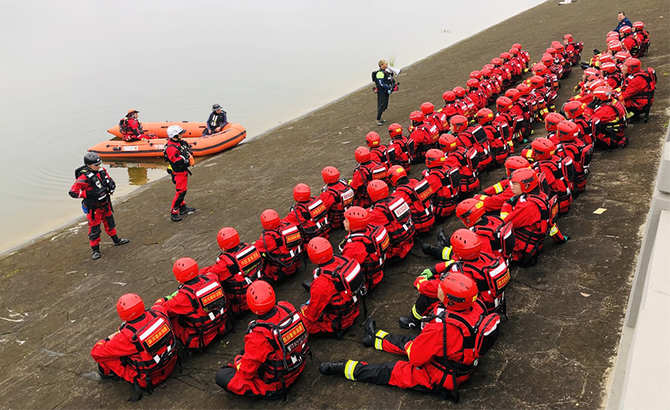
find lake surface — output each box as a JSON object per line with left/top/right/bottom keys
{"left": 0, "top": 0, "right": 543, "bottom": 254}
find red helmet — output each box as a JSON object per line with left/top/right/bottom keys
{"left": 510, "top": 47, "right": 520, "bottom": 56}
{"left": 409, "top": 110, "right": 425, "bottom": 123}
{"left": 530, "top": 76, "right": 545, "bottom": 88}
{"left": 615, "top": 51, "right": 631, "bottom": 62}
{"left": 554, "top": 44, "right": 565, "bottom": 52}
{"left": 173, "top": 257, "right": 199, "bottom": 283}
{"left": 470, "top": 70, "right": 482, "bottom": 79}
{"left": 217, "top": 227, "right": 240, "bottom": 250}
{"left": 516, "top": 83, "right": 531, "bottom": 96}
{"left": 607, "top": 30, "right": 618, "bottom": 37}
{"left": 246, "top": 280, "right": 275, "bottom": 315}
{"left": 505, "top": 88, "right": 521, "bottom": 102}
{"left": 551, "top": 41, "right": 562, "bottom": 49}
{"left": 293, "top": 183, "right": 311, "bottom": 202}
{"left": 491, "top": 57, "right": 502, "bottom": 67}
{"left": 557, "top": 121, "right": 579, "bottom": 142}
{"left": 531, "top": 138, "right": 557, "bottom": 160}
{"left": 388, "top": 165, "right": 407, "bottom": 186}
{"left": 564, "top": 33, "right": 574, "bottom": 42}
{"left": 599, "top": 53, "right": 614, "bottom": 64}
{"left": 601, "top": 61, "right": 617, "bottom": 73}
{"left": 584, "top": 67, "right": 600, "bottom": 78}
{"left": 451, "top": 229, "right": 482, "bottom": 260}
{"left": 344, "top": 206, "right": 370, "bottom": 231}
{"left": 307, "top": 237, "right": 333, "bottom": 265}
{"left": 321, "top": 166, "right": 340, "bottom": 184}
{"left": 511, "top": 168, "right": 539, "bottom": 193}
{"left": 425, "top": 148, "right": 446, "bottom": 169}
{"left": 540, "top": 54, "right": 554, "bottom": 66}
{"left": 532, "top": 63, "right": 548, "bottom": 76}
{"left": 450, "top": 115, "right": 469, "bottom": 133}
{"left": 439, "top": 273, "right": 478, "bottom": 311}
{"left": 500, "top": 52, "right": 511, "bottom": 61}
{"left": 512, "top": 43, "right": 522, "bottom": 50}
{"left": 420, "top": 102, "right": 435, "bottom": 115}
{"left": 443, "top": 91, "right": 457, "bottom": 102}
{"left": 117, "top": 293, "right": 145, "bottom": 322}
{"left": 366, "top": 131, "right": 381, "bottom": 148}
{"left": 593, "top": 86, "right": 613, "bottom": 101}
{"left": 439, "top": 134, "right": 461, "bottom": 152}
{"left": 260, "top": 209, "right": 281, "bottom": 230}
{"left": 480, "top": 68, "right": 492, "bottom": 78}
{"left": 456, "top": 198, "right": 486, "bottom": 228}
{"left": 624, "top": 58, "right": 641, "bottom": 73}
{"left": 620, "top": 25, "right": 632, "bottom": 35}
{"left": 388, "top": 123, "right": 403, "bottom": 138}
{"left": 466, "top": 78, "right": 480, "bottom": 89}
{"left": 453, "top": 86, "right": 466, "bottom": 98}
{"left": 545, "top": 47, "right": 556, "bottom": 55}
{"left": 563, "top": 100, "right": 586, "bottom": 119}
{"left": 588, "top": 78, "right": 608, "bottom": 92}
{"left": 476, "top": 108, "right": 494, "bottom": 124}
{"left": 504, "top": 155, "right": 530, "bottom": 177}
{"left": 607, "top": 33, "right": 619, "bottom": 43}
{"left": 355, "top": 146, "right": 371, "bottom": 163}
{"left": 496, "top": 97, "right": 513, "bottom": 112}
{"left": 633, "top": 21, "right": 644, "bottom": 30}
{"left": 367, "top": 180, "right": 389, "bottom": 202}
{"left": 545, "top": 112, "right": 565, "bottom": 132}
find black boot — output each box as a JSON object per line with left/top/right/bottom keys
{"left": 361, "top": 318, "right": 377, "bottom": 347}
{"left": 436, "top": 227, "right": 449, "bottom": 248}
{"left": 91, "top": 245, "right": 102, "bottom": 260}
{"left": 179, "top": 205, "right": 196, "bottom": 215}
{"left": 422, "top": 243, "right": 443, "bottom": 258}
{"left": 171, "top": 213, "right": 182, "bottom": 222}
{"left": 302, "top": 281, "right": 312, "bottom": 292}
{"left": 319, "top": 360, "right": 347, "bottom": 376}
{"left": 398, "top": 315, "right": 420, "bottom": 329}
{"left": 112, "top": 236, "right": 130, "bottom": 246}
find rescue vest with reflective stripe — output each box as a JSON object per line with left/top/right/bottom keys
{"left": 262, "top": 223, "right": 303, "bottom": 267}
{"left": 121, "top": 310, "right": 178, "bottom": 378}
{"left": 315, "top": 256, "right": 365, "bottom": 318}
{"left": 372, "top": 195, "right": 415, "bottom": 245}
{"left": 291, "top": 198, "right": 330, "bottom": 239}
{"left": 178, "top": 275, "right": 228, "bottom": 330}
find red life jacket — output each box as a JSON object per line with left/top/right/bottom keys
{"left": 426, "top": 111, "right": 449, "bottom": 133}
{"left": 447, "top": 147, "right": 479, "bottom": 194}
{"left": 120, "top": 309, "right": 178, "bottom": 389}
{"left": 442, "top": 102, "right": 464, "bottom": 119}
{"left": 560, "top": 141, "right": 593, "bottom": 193}
{"left": 593, "top": 100, "right": 628, "bottom": 142}
{"left": 261, "top": 222, "right": 303, "bottom": 269}
{"left": 314, "top": 256, "right": 365, "bottom": 332}
{"left": 291, "top": 197, "right": 331, "bottom": 241}
{"left": 395, "top": 179, "right": 435, "bottom": 232}
{"left": 482, "top": 124, "right": 510, "bottom": 165}
{"left": 511, "top": 193, "right": 555, "bottom": 257}
{"left": 389, "top": 136, "right": 414, "bottom": 170}
{"left": 472, "top": 216, "right": 514, "bottom": 261}
{"left": 371, "top": 195, "right": 415, "bottom": 247}
{"left": 339, "top": 225, "right": 389, "bottom": 290}
{"left": 247, "top": 303, "right": 309, "bottom": 387}
{"left": 532, "top": 158, "right": 572, "bottom": 213}
{"left": 410, "top": 124, "right": 438, "bottom": 160}
{"left": 218, "top": 243, "right": 264, "bottom": 314}
{"left": 321, "top": 179, "right": 354, "bottom": 228}
{"left": 444, "top": 255, "right": 510, "bottom": 315}
{"left": 177, "top": 275, "right": 229, "bottom": 348}
{"left": 423, "top": 166, "right": 460, "bottom": 216}
{"left": 456, "top": 126, "right": 492, "bottom": 171}
{"left": 625, "top": 69, "right": 656, "bottom": 109}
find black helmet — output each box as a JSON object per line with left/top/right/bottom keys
{"left": 212, "top": 103, "right": 222, "bottom": 111}
{"left": 84, "top": 152, "right": 102, "bottom": 166}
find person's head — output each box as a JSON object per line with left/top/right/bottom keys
{"left": 563, "top": 101, "right": 586, "bottom": 119}
{"left": 439, "top": 134, "right": 461, "bottom": 153}
{"left": 321, "top": 166, "right": 340, "bottom": 184}
{"left": 476, "top": 108, "right": 494, "bottom": 125}
{"left": 293, "top": 183, "right": 311, "bottom": 202}
{"left": 388, "top": 123, "right": 403, "bottom": 138}
{"left": 496, "top": 97, "right": 513, "bottom": 113}
{"left": 260, "top": 209, "right": 281, "bottom": 230}
{"left": 246, "top": 280, "right": 276, "bottom": 315}
{"left": 167, "top": 125, "right": 186, "bottom": 141}
{"left": 504, "top": 155, "right": 530, "bottom": 177}
{"left": 437, "top": 274, "right": 478, "bottom": 312}
{"left": 366, "top": 131, "right": 382, "bottom": 148}
{"left": 451, "top": 229, "right": 482, "bottom": 260}
{"left": 563, "top": 33, "right": 573, "bottom": 44}
{"left": 557, "top": 121, "right": 579, "bottom": 142}
{"left": 355, "top": 146, "right": 371, "bottom": 164}
{"left": 531, "top": 138, "right": 557, "bottom": 161}
{"left": 511, "top": 168, "right": 539, "bottom": 195}
{"left": 593, "top": 86, "right": 614, "bottom": 102}
{"left": 127, "top": 109, "right": 139, "bottom": 118}
{"left": 367, "top": 180, "right": 389, "bottom": 203}
{"left": 84, "top": 152, "right": 102, "bottom": 171}
{"left": 453, "top": 87, "right": 466, "bottom": 98}
{"left": 409, "top": 111, "right": 425, "bottom": 126}
{"left": 344, "top": 206, "right": 370, "bottom": 232}
{"left": 420, "top": 102, "right": 435, "bottom": 115}
{"left": 173, "top": 257, "right": 199, "bottom": 283}
{"left": 545, "top": 112, "right": 565, "bottom": 133}
{"left": 388, "top": 165, "right": 408, "bottom": 186}
{"left": 622, "top": 58, "right": 641, "bottom": 75}
{"left": 443, "top": 91, "right": 457, "bottom": 103}
{"left": 117, "top": 293, "right": 145, "bottom": 322}
{"left": 217, "top": 227, "right": 240, "bottom": 251}
{"left": 212, "top": 103, "right": 223, "bottom": 113}
{"left": 378, "top": 59, "right": 388, "bottom": 70}
{"left": 307, "top": 237, "right": 333, "bottom": 265}
{"left": 617, "top": 11, "right": 626, "bottom": 22}
{"left": 449, "top": 115, "right": 468, "bottom": 133}
{"left": 619, "top": 25, "right": 632, "bottom": 37}
{"left": 633, "top": 21, "right": 645, "bottom": 31}
{"left": 425, "top": 149, "right": 446, "bottom": 169}
{"left": 456, "top": 198, "right": 486, "bottom": 227}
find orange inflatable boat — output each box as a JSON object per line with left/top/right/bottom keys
{"left": 88, "top": 122, "right": 246, "bottom": 159}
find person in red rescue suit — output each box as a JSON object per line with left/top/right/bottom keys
{"left": 216, "top": 281, "right": 310, "bottom": 399}
{"left": 388, "top": 165, "right": 436, "bottom": 233}
{"left": 254, "top": 209, "right": 303, "bottom": 283}
{"left": 438, "top": 134, "right": 480, "bottom": 196}
{"left": 119, "top": 109, "right": 157, "bottom": 142}
{"left": 453, "top": 87, "right": 477, "bottom": 119}
{"left": 475, "top": 108, "right": 510, "bottom": 166}
{"left": 619, "top": 26, "right": 641, "bottom": 57}
{"left": 619, "top": 58, "right": 656, "bottom": 122}
{"left": 350, "top": 146, "right": 389, "bottom": 208}
{"left": 563, "top": 34, "right": 584, "bottom": 66}
{"left": 154, "top": 258, "right": 229, "bottom": 350}
{"left": 584, "top": 86, "right": 628, "bottom": 149}
{"left": 91, "top": 293, "right": 178, "bottom": 401}
{"left": 554, "top": 121, "right": 593, "bottom": 196}
{"left": 409, "top": 111, "right": 439, "bottom": 162}
{"left": 421, "top": 149, "right": 460, "bottom": 221}
{"left": 300, "top": 237, "right": 365, "bottom": 337}
{"left": 420, "top": 102, "right": 449, "bottom": 135}
{"left": 563, "top": 100, "right": 594, "bottom": 145}
{"left": 367, "top": 180, "right": 415, "bottom": 260}
{"left": 284, "top": 183, "right": 331, "bottom": 241}
{"left": 69, "top": 152, "right": 130, "bottom": 260}
{"left": 530, "top": 138, "right": 574, "bottom": 214}
{"left": 601, "top": 62, "right": 625, "bottom": 91}
{"left": 466, "top": 79, "right": 487, "bottom": 111}
{"left": 164, "top": 125, "right": 196, "bottom": 222}
{"left": 339, "top": 206, "right": 390, "bottom": 292}
{"left": 493, "top": 96, "right": 518, "bottom": 148}
{"left": 474, "top": 156, "right": 530, "bottom": 213}
{"left": 422, "top": 198, "right": 514, "bottom": 264}
{"left": 365, "top": 131, "right": 394, "bottom": 169}
{"left": 632, "top": 21, "right": 650, "bottom": 56}
{"left": 319, "top": 274, "right": 500, "bottom": 404}
{"left": 500, "top": 168, "right": 569, "bottom": 267}
{"left": 449, "top": 115, "right": 493, "bottom": 172}
{"left": 387, "top": 122, "right": 415, "bottom": 171}
{"left": 318, "top": 166, "right": 354, "bottom": 230}
{"left": 519, "top": 112, "right": 563, "bottom": 161}
{"left": 441, "top": 91, "right": 465, "bottom": 120}
{"left": 200, "top": 227, "right": 265, "bottom": 316}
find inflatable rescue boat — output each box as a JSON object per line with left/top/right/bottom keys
{"left": 88, "top": 122, "right": 246, "bottom": 159}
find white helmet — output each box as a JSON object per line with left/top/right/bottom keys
{"left": 167, "top": 125, "right": 185, "bottom": 139}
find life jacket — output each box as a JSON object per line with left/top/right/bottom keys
{"left": 472, "top": 216, "right": 515, "bottom": 261}
{"left": 426, "top": 111, "right": 449, "bottom": 134}
{"left": 604, "top": 71, "right": 625, "bottom": 90}
{"left": 593, "top": 100, "right": 628, "bottom": 138}
{"left": 424, "top": 166, "right": 460, "bottom": 214}
{"left": 74, "top": 165, "right": 113, "bottom": 209}
{"left": 321, "top": 179, "right": 355, "bottom": 228}
{"left": 218, "top": 243, "right": 264, "bottom": 313}
{"left": 532, "top": 158, "right": 572, "bottom": 213}
{"left": 389, "top": 136, "right": 415, "bottom": 170}
{"left": 370, "top": 145, "right": 394, "bottom": 168}
{"left": 447, "top": 147, "right": 479, "bottom": 194}
{"left": 442, "top": 102, "right": 464, "bottom": 119}
{"left": 372, "top": 69, "right": 395, "bottom": 91}
{"left": 247, "top": 303, "right": 309, "bottom": 387}
{"left": 163, "top": 139, "right": 191, "bottom": 173}
{"left": 410, "top": 125, "right": 438, "bottom": 160}
{"left": 511, "top": 193, "right": 556, "bottom": 256}
{"left": 120, "top": 309, "right": 178, "bottom": 389}
{"left": 456, "top": 126, "right": 493, "bottom": 171}
{"left": 482, "top": 124, "right": 510, "bottom": 165}
{"left": 290, "top": 197, "right": 330, "bottom": 240}
{"left": 339, "top": 225, "right": 389, "bottom": 290}
{"left": 119, "top": 117, "right": 132, "bottom": 135}
{"left": 314, "top": 256, "right": 365, "bottom": 332}
{"left": 493, "top": 111, "right": 515, "bottom": 142}
{"left": 261, "top": 222, "right": 303, "bottom": 268}
{"left": 177, "top": 275, "right": 228, "bottom": 348}
{"left": 623, "top": 34, "right": 642, "bottom": 57}
{"left": 445, "top": 256, "right": 510, "bottom": 315}
{"left": 626, "top": 69, "right": 657, "bottom": 109}
{"left": 395, "top": 179, "right": 435, "bottom": 231}
{"left": 561, "top": 141, "right": 593, "bottom": 193}
{"left": 371, "top": 195, "right": 415, "bottom": 246}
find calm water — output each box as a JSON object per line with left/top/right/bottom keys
{"left": 0, "top": 0, "right": 543, "bottom": 254}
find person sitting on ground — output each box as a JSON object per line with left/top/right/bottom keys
{"left": 119, "top": 109, "right": 157, "bottom": 142}
{"left": 202, "top": 103, "right": 228, "bottom": 136}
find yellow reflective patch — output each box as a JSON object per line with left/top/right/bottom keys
{"left": 344, "top": 360, "right": 358, "bottom": 381}
{"left": 549, "top": 224, "right": 558, "bottom": 236}
{"left": 411, "top": 305, "right": 422, "bottom": 320}
{"left": 500, "top": 212, "right": 509, "bottom": 220}
{"left": 406, "top": 342, "right": 413, "bottom": 360}
{"left": 374, "top": 330, "right": 388, "bottom": 350}
{"left": 441, "top": 246, "right": 453, "bottom": 260}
